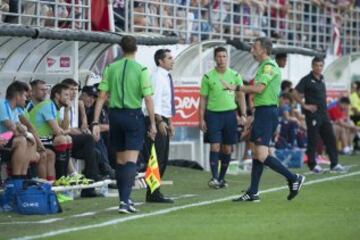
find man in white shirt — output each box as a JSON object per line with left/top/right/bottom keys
{"left": 142, "top": 49, "right": 175, "bottom": 203}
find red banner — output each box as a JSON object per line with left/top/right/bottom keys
{"left": 91, "top": 0, "right": 110, "bottom": 31}
{"left": 172, "top": 86, "right": 200, "bottom": 127}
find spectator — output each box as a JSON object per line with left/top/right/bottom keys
{"left": 80, "top": 85, "right": 114, "bottom": 179}
{"left": 0, "top": 81, "right": 40, "bottom": 209}
{"left": 280, "top": 79, "right": 292, "bottom": 94}
{"left": 4, "top": 0, "right": 19, "bottom": 23}
{"left": 268, "top": 0, "right": 289, "bottom": 39}
{"left": 113, "top": 0, "right": 125, "bottom": 30}
{"left": 275, "top": 53, "right": 287, "bottom": 68}
{"left": 328, "top": 96, "right": 360, "bottom": 154}
{"left": 61, "top": 79, "right": 104, "bottom": 197}
{"left": 0, "top": 0, "right": 9, "bottom": 22}
{"left": 350, "top": 81, "right": 360, "bottom": 126}
{"left": 133, "top": 1, "right": 147, "bottom": 31}
{"left": 23, "top": 81, "right": 55, "bottom": 182}
{"left": 0, "top": 81, "right": 40, "bottom": 176}
{"left": 356, "top": 0, "right": 360, "bottom": 8}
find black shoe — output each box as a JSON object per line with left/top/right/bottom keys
{"left": 218, "top": 179, "right": 228, "bottom": 188}
{"left": 81, "top": 188, "right": 98, "bottom": 198}
{"left": 287, "top": 174, "right": 305, "bottom": 201}
{"left": 232, "top": 192, "right": 260, "bottom": 202}
{"left": 118, "top": 202, "right": 138, "bottom": 214}
{"left": 146, "top": 193, "right": 174, "bottom": 203}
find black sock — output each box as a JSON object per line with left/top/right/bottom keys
{"left": 264, "top": 155, "right": 297, "bottom": 182}
{"left": 218, "top": 153, "right": 231, "bottom": 181}
{"left": 55, "top": 150, "right": 68, "bottom": 179}
{"left": 209, "top": 151, "right": 219, "bottom": 179}
{"left": 248, "top": 159, "right": 264, "bottom": 194}
{"left": 116, "top": 162, "right": 137, "bottom": 205}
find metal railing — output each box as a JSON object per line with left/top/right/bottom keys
{"left": 0, "top": 0, "right": 91, "bottom": 30}
{"left": 113, "top": 0, "right": 360, "bottom": 54}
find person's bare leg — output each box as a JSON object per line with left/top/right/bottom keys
{"left": 37, "top": 151, "right": 48, "bottom": 179}
{"left": 46, "top": 149, "right": 56, "bottom": 181}
{"left": 10, "top": 136, "right": 28, "bottom": 176}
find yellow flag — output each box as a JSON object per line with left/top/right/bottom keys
{"left": 145, "top": 144, "right": 161, "bottom": 193}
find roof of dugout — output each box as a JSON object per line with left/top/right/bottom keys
{"left": 0, "top": 24, "right": 178, "bottom": 91}
{"left": 172, "top": 40, "right": 326, "bottom": 85}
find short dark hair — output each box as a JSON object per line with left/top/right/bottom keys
{"left": 50, "top": 83, "right": 69, "bottom": 100}
{"left": 312, "top": 57, "right": 324, "bottom": 65}
{"left": 275, "top": 53, "right": 287, "bottom": 60}
{"left": 280, "top": 92, "right": 293, "bottom": 102}
{"left": 61, "top": 78, "right": 78, "bottom": 87}
{"left": 281, "top": 80, "right": 293, "bottom": 91}
{"left": 30, "top": 79, "right": 46, "bottom": 88}
{"left": 6, "top": 81, "right": 29, "bottom": 99}
{"left": 154, "top": 49, "right": 171, "bottom": 66}
{"left": 255, "top": 37, "right": 272, "bottom": 55}
{"left": 339, "top": 96, "right": 350, "bottom": 104}
{"left": 120, "top": 35, "right": 137, "bottom": 54}
{"left": 214, "top": 46, "right": 227, "bottom": 58}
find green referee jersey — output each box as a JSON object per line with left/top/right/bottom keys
{"left": 98, "top": 57, "right": 153, "bottom": 109}
{"left": 200, "top": 68, "right": 243, "bottom": 112}
{"left": 253, "top": 59, "right": 281, "bottom": 107}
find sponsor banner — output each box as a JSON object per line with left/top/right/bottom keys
{"left": 46, "top": 56, "right": 72, "bottom": 74}
{"left": 173, "top": 86, "right": 200, "bottom": 127}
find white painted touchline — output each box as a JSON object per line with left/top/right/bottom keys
{"left": 11, "top": 170, "right": 360, "bottom": 240}
{"left": 0, "top": 194, "right": 197, "bottom": 225}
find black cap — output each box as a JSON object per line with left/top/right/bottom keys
{"left": 82, "top": 85, "right": 98, "bottom": 97}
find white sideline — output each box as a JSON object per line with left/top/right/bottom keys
{"left": 11, "top": 171, "right": 360, "bottom": 240}
{"left": 0, "top": 194, "right": 196, "bottom": 225}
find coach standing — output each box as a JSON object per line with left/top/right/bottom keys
{"left": 92, "top": 36, "right": 157, "bottom": 214}
{"left": 199, "top": 46, "right": 247, "bottom": 189}
{"left": 293, "top": 57, "right": 346, "bottom": 173}
{"left": 142, "top": 49, "right": 175, "bottom": 203}
{"left": 225, "top": 38, "right": 305, "bottom": 202}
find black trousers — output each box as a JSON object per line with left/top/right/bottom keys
{"left": 305, "top": 113, "right": 338, "bottom": 169}
{"left": 142, "top": 117, "right": 170, "bottom": 178}
{"left": 69, "top": 133, "right": 99, "bottom": 179}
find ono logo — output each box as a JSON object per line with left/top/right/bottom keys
{"left": 175, "top": 96, "right": 199, "bottom": 119}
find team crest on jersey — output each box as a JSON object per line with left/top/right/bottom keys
{"left": 263, "top": 65, "right": 273, "bottom": 75}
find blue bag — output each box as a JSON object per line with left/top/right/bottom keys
{"left": 0, "top": 178, "right": 24, "bottom": 212}
{"left": 14, "top": 180, "right": 62, "bottom": 215}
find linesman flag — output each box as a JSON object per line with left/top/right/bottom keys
{"left": 145, "top": 144, "right": 161, "bottom": 193}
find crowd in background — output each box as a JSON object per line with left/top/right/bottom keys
{"left": 113, "top": 0, "right": 360, "bottom": 52}
{"left": 0, "top": 0, "right": 86, "bottom": 29}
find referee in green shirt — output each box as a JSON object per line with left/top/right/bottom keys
{"left": 200, "top": 46, "right": 247, "bottom": 189}
{"left": 92, "top": 36, "right": 157, "bottom": 214}
{"left": 224, "top": 38, "right": 305, "bottom": 202}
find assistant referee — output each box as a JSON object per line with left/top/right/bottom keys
{"left": 92, "top": 36, "right": 157, "bottom": 214}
